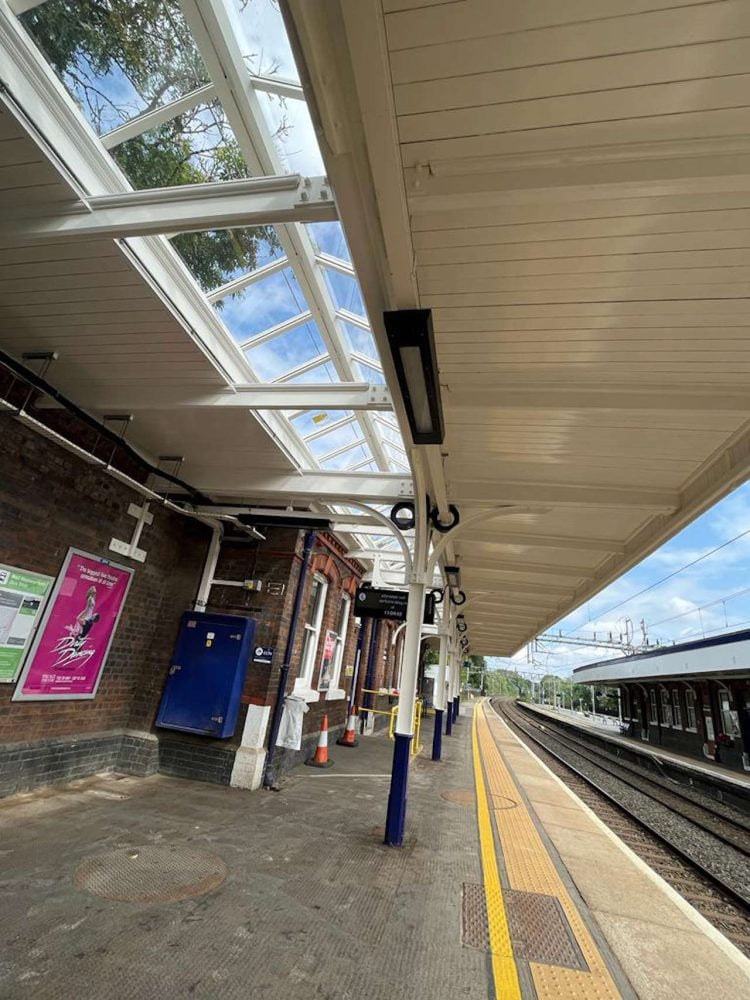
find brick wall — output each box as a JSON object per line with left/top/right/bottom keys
{"left": 0, "top": 417, "right": 210, "bottom": 795}
{"left": 0, "top": 406, "right": 375, "bottom": 792}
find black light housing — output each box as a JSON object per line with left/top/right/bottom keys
{"left": 384, "top": 309, "right": 444, "bottom": 446}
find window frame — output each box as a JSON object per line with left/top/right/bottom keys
{"left": 685, "top": 689, "right": 698, "bottom": 732}
{"left": 719, "top": 690, "right": 741, "bottom": 739}
{"left": 295, "top": 572, "right": 328, "bottom": 697}
{"left": 670, "top": 688, "right": 682, "bottom": 729}
{"left": 648, "top": 689, "right": 658, "bottom": 725}
{"left": 326, "top": 593, "right": 351, "bottom": 700}
{"left": 660, "top": 688, "right": 673, "bottom": 727}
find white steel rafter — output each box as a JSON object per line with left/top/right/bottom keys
{"left": 178, "top": 0, "right": 392, "bottom": 473}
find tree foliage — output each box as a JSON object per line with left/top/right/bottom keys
{"left": 21, "top": 0, "right": 281, "bottom": 291}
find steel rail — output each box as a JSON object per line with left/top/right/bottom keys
{"left": 514, "top": 706, "right": 750, "bottom": 855}
{"left": 490, "top": 698, "right": 750, "bottom": 915}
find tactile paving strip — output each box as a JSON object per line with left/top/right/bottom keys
{"left": 505, "top": 890, "right": 588, "bottom": 972}
{"left": 476, "top": 704, "right": 623, "bottom": 999}
{"left": 462, "top": 882, "right": 490, "bottom": 951}
{"left": 74, "top": 844, "right": 227, "bottom": 903}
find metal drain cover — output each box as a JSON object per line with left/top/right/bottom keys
{"left": 74, "top": 845, "right": 227, "bottom": 903}
{"left": 441, "top": 788, "right": 475, "bottom": 806}
{"left": 462, "top": 883, "right": 490, "bottom": 950}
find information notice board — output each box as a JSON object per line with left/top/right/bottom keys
{"left": 13, "top": 549, "right": 134, "bottom": 701}
{"left": 0, "top": 564, "right": 54, "bottom": 683}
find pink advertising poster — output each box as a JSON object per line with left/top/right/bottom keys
{"left": 317, "top": 629, "right": 337, "bottom": 692}
{"left": 13, "top": 549, "right": 134, "bottom": 701}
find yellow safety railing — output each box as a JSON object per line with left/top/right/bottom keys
{"left": 359, "top": 690, "right": 423, "bottom": 756}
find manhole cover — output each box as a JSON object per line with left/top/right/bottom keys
{"left": 441, "top": 788, "right": 475, "bottom": 806}
{"left": 74, "top": 845, "right": 227, "bottom": 903}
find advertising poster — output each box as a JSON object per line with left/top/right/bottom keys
{"left": 13, "top": 549, "right": 134, "bottom": 701}
{"left": 0, "top": 564, "right": 54, "bottom": 683}
{"left": 317, "top": 629, "right": 337, "bottom": 692}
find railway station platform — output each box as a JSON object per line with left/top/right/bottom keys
{"left": 2, "top": 702, "right": 748, "bottom": 999}
{"left": 523, "top": 702, "right": 750, "bottom": 792}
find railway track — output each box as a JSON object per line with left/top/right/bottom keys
{"left": 491, "top": 698, "right": 750, "bottom": 957}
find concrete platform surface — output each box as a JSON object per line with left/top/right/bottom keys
{"left": 1, "top": 703, "right": 749, "bottom": 999}
{"left": 0, "top": 717, "right": 486, "bottom": 1000}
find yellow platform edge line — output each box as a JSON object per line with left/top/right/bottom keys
{"left": 472, "top": 702, "right": 523, "bottom": 1000}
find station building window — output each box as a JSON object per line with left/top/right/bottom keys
{"left": 671, "top": 689, "right": 682, "bottom": 728}
{"left": 327, "top": 593, "right": 351, "bottom": 696}
{"left": 649, "top": 689, "right": 658, "bottom": 724}
{"left": 719, "top": 690, "right": 741, "bottom": 739}
{"left": 685, "top": 689, "right": 698, "bottom": 731}
{"left": 660, "top": 688, "right": 673, "bottom": 727}
{"left": 296, "top": 573, "right": 327, "bottom": 693}
{"left": 621, "top": 687, "right": 630, "bottom": 720}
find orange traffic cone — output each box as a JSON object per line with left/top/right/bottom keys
{"left": 305, "top": 713, "right": 334, "bottom": 768}
{"left": 336, "top": 706, "right": 359, "bottom": 748}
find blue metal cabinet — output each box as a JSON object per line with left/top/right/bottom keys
{"left": 156, "top": 612, "right": 255, "bottom": 738}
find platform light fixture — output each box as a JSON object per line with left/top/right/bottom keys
{"left": 444, "top": 565, "right": 461, "bottom": 590}
{"left": 383, "top": 309, "right": 444, "bottom": 446}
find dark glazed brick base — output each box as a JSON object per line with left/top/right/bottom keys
{"left": 156, "top": 733, "right": 236, "bottom": 786}
{"left": 2, "top": 731, "right": 159, "bottom": 797}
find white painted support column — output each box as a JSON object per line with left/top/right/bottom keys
{"left": 435, "top": 632, "right": 448, "bottom": 713}
{"left": 194, "top": 521, "right": 223, "bottom": 611}
{"left": 230, "top": 704, "right": 271, "bottom": 790}
{"left": 394, "top": 581, "right": 426, "bottom": 735}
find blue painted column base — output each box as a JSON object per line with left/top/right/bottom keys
{"left": 446, "top": 703, "right": 453, "bottom": 736}
{"left": 384, "top": 733, "right": 413, "bottom": 846}
{"left": 432, "top": 709, "right": 444, "bottom": 761}
{"left": 452, "top": 696, "right": 459, "bottom": 723}
{"left": 455, "top": 695, "right": 461, "bottom": 721}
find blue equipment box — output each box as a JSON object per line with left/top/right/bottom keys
{"left": 156, "top": 611, "right": 255, "bottom": 739}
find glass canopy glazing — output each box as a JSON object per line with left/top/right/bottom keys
{"left": 17, "top": 0, "right": 407, "bottom": 509}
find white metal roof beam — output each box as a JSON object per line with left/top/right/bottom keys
{"left": 194, "top": 470, "right": 412, "bottom": 503}
{"left": 316, "top": 252, "right": 354, "bottom": 276}
{"left": 336, "top": 308, "right": 370, "bottom": 331}
{"left": 178, "top": 0, "right": 391, "bottom": 473}
{"left": 304, "top": 413, "right": 357, "bottom": 443}
{"left": 273, "top": 352, "right": 330, "bottom": 383}
{"left": 100, "top": 83, "right": 217, "bottom": 150}
{"left": 318, "top": 437, "right": 367, "bottom": 464}
{"left": 38, "top": 383, "right": 393, "bottom": 413}
{"left": 248, "top": 73, "right": 304, "bottom": 102}
{"left": 2, "top": 175, "right": 335, "bottom": 243}
{"left": 208, "top": 256, "right": 289, "bottom": 303}
{"left": 240, "top": 311, "right": 313, "bottom": 350}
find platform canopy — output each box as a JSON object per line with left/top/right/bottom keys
{"left": 573, "top": 628, "right": 750, "bottom": 684}
{"left": 285, "top": 0, "right": 750, "bottom": 654}
{"left": 0, "top": 0, "right": 412, "bottom": 570}
{"left": 5, "top": 1, "right": 750, "bottom": 656}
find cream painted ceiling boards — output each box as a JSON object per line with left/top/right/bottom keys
{"left": 287, "top": 0, "right": 750, "bottom": 654}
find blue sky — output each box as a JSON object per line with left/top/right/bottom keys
{"left": 487, "top": 480, "right": 750, "bottom": 677}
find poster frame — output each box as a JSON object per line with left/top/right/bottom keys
{"left": 0, "top": 562, "right": 55, "bottom": 683}
{"left": 317, "top": 628, "right": 337, "bottom": 692}
{"left": 12, "top": 548, "right": 134, "bottom": 702}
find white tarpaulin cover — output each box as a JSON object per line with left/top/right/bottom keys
{"left": 276, "top": 695, "right": 309, "bottom": 750}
